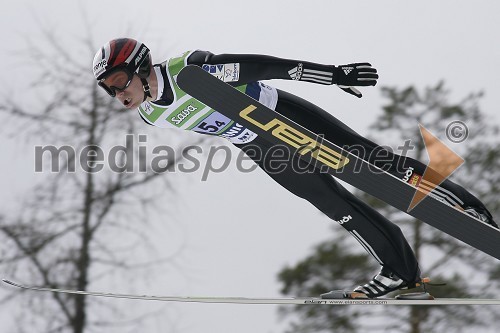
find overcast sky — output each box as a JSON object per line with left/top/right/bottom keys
{"left": 1, "top": 1, "right": 499, "bottom": 332}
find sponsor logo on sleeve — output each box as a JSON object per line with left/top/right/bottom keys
{"left": 288, "top": 63, "right": 303, "bottom": 80}
{"left": 202, "top": 63, "right": 240, "bottom": 82}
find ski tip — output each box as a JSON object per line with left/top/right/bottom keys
{"left": 2, "top": 279, "right": 20, "bottom": 288}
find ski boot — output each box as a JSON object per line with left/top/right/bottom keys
{"left": 320, "top": 267, "right": 433, "bottom": 300}
{"left": 464, "top": 206, "right": 499, "bottom": 229}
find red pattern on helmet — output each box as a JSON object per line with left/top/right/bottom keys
{"left": 108, "top": 40, "right": 116, "bottom": 65}
{"left": 108, "top": 39, "right": 137, "bottom": 67}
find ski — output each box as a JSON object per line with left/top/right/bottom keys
{"left": 3, "top": 279, "right": 500, "bottom": 305}
{"left": 176, "top": 65, "right": 500, "bottom": 261}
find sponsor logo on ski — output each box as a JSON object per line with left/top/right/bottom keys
{"left": 409, "top": 174, "right": 422, "bottom": 187}
{"left": 403, "top": 167, "right": 414, "bottom": 182}
{"left": 303, "top": 299, "right": 389, "bottom": 305}
{"left": 171, "top": 104, "right": 198, "bottom": 125}
{"left": 402, "top": 167, "right": 422, "bottom": 187}
{"left": 335, "top": 215, "right": 352, "bottom": 225}
{"left": 239, "top": 105, "right": 350, "bottom": 170}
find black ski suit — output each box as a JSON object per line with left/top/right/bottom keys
{"left": 147, "top": 51, "right": 492, "bottom": 283}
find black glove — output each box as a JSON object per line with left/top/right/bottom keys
{"left": 333, "top": 63, "right": 378, "bottom": 98}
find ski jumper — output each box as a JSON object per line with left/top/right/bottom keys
{"left": 137, "top": 50, "right": 492, "bottom": 283}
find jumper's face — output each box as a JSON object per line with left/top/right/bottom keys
{"left": 114, "top": 75, "right": 144, "bottom": 109}
{"left": 100, "top": 71, "right": 144, "bottom": 109}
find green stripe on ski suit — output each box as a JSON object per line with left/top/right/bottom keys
{"left": 139, "top": 50, "right": 248, "bottom": 130}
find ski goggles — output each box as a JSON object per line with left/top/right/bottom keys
{"left": 98, "top": 68, "right": 135, "bottom": 97}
